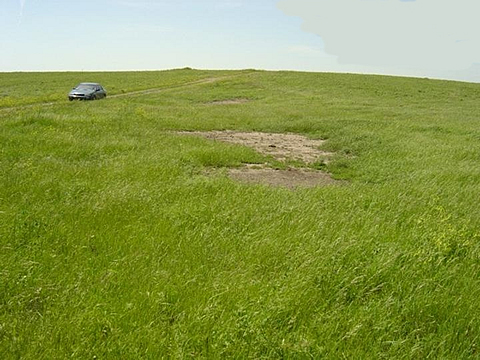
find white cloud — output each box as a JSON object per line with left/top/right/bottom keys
{"left": 288, "top": 45, "right": 330, "bottom": 57}
{"left": 277, "top": 0, "right": 480, "bottom": 72}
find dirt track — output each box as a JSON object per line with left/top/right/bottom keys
{"left": 0, "top": 75, "right": 239, "bottom": 113}
{"left": 108, "top": 76, "right": 230, "bottom": 99}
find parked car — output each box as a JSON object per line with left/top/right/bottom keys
{"left": 69, "top": 83, "right": 107, "bottom": 101}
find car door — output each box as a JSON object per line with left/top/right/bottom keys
{"left": 98, "top": 86, "right": 106, "bottom": 98}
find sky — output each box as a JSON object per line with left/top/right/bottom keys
{"left": 1, "top": 0, "right": 480, "bottom": 82}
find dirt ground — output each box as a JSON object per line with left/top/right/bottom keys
{"left": 207, "top": 98, "right": 250, "bottom": 105}
{"left": 178, "top": 131, "right": 340, "bottom": 188}
{"left": 229, "top": 165, "right": 338, "bottom": 189}
{"left": 182, "top": 131, "right": 332, "bottom": 164}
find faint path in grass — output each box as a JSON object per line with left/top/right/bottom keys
{"left": 108, "top": 76, "right": 231, "bottom": 99}
{"left": 0, "top": 74, "right": 245, "bottom": 113}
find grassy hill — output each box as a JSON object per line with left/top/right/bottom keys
{"left": 1, "top": 69, "right": 480, "bottom": 358}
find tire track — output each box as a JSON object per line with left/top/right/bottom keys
{"left": 0, "top": 74, "right": 243, "bottom": 113}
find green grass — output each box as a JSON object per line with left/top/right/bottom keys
{"left": 0, "top": 68, "right": 238, "bottom": 108}
{"left": 1, "top": 69, "right": 480, "bottom": 358}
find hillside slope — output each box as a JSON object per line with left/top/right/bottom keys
{"left": 1, "top": 69, "right": 480, "bottom": 358}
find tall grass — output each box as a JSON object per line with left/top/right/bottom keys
{"left": 1, "top": 69, "right": 480, "bottom": 358}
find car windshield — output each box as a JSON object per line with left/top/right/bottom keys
{"left": 76, "top": 84, "right": 96, "bottom": 90}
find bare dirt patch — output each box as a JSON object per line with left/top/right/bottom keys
{"left": 177, "top": 131, "right": 341, "bottom": 188}
{"left": 229, "top": 167, "right": 338, "bottom": 189}
{"left": 207, "top": 98, "right": 250, "bottom": 105}
{"left": 181, "top": 131, "right": 332, "bottom": 164}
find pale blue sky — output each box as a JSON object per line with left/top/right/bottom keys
{"left": 1, "top": 0, "right": 480, "bottom": 82}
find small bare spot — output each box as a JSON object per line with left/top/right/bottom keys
{"left": 229, "top": 167, "right": 339, "bottom": 189}
{"left": 177, "top": 131, "right": 343, "bottom": 188}
{"left": 179, "top": 131, "right": 332, "bottom": 164}
{"left": 207, "top": 98, "right": 250, "bottom": 105}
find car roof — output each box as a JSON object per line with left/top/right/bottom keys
{"left": 78, "top": 82, "right": 102, "bottom": 86}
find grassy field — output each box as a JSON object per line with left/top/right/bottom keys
{"left": 1, "top": 69, "right": 480, "bottom": 358}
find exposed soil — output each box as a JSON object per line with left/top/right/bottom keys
{"left": 110, "top": 77, "right": 232, "bottom": 99}
{"left": 178, "top": 131, "right": 341, "bottom": 189}
{"left": 229, "top": 166, "right": 338, "bottom": 189}
{"left": 0, "top": 75, "right": 241, "bottom": 113}
{"left": 181, "top": 131, "right": 332, "bottom": 164}
{"left": 207, "top": 98, "right": 250, "bottom": 105}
